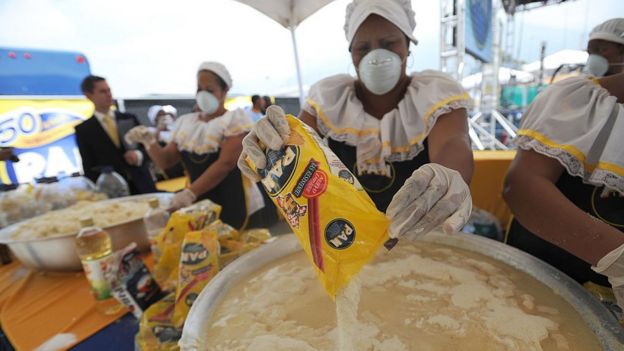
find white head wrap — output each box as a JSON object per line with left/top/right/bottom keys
{"left": 147, "top": 105, "right": 162, "bottom": 124}
{"left": 161, "top": 105, "right": 177, "bottom": 118}
{"left": 197, "top": 61, "right": 233, "bottom": 89}
{"left": 344, "top": 0, "right": 418, "bottom": 46}
{"left": 589, "top": 18, "right": 624, "bottom": 46}
{"left": 147, "top": 105, "right": 178, "bottom": 124}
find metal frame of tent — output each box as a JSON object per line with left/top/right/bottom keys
{"left": 441, "top": 0, "right": 569, "bottom": 150}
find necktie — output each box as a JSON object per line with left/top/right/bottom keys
{"left": 103, "top": 114, "right": 120, "bottom": 148}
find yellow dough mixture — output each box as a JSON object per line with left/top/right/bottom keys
{"left": 10, "top": 199, "right": 150, "bottom": 240}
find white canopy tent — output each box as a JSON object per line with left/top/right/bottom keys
{"left": 461, "top": 67, "right": 535, "bottom": 90}
{"left": 234, "top": 0, "right": 335, "bottom": 105}
{"left": 522, "top": 49, "right": 588, "bottom": 73}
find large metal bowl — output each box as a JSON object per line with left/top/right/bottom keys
{"left": 180, "top": 232, "right": 624, "bottom": 350}
{"left": 0, "top": 193, "right": 172, "bottom": 271}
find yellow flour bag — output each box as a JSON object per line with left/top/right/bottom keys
{"left": 246, "top": 115, "right": 389, "bottom": 297}
{"left": 171, "top": 229, "right": 220, "bottom": 328}
{"left": 136, "top": 293, "right": 179, "bottom": 351}
{"left": 152, "top": 200, "right": 221, "bottom": 291}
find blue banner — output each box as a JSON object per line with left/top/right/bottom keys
{"left": 466, "top": 0, "right": 493, "bottom": 63}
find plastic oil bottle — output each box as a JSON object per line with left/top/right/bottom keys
{"left": 75, "top": 217, "right": 124, "bottom": 315}
{"left": 143, "top": 198, "right": 170, "bottom": 259}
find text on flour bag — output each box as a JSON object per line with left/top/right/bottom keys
{"left": 246, "top": 115, "right": 389, "bottom": 298}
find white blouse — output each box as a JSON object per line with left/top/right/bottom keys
{"left": 515, "top": 75, "right": 624, "bottom": 194}
{"left": 171, "top": 108, "right": 252, "bottom": 155}
{"left": 171, "top": 108, "right": 264, "bottom": 215}
{"left": 303, "top": 71, "right": 472, "bottom": 175}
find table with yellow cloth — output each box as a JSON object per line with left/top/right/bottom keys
{"left": 470, "top": 150, "right": 515, "bottom": 227}
{"left": 0, "top": 256, "right": 155, "bottom": 350}
{"left": 0, "top": 151, "right": 515, "bottom": 350}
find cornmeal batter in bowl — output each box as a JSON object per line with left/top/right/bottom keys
{"left": 202, "top": 241, "right": 602, "bottom": 351}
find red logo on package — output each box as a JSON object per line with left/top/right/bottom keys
{"left": 303, "top": 169, "right": 327, "bottom": 198}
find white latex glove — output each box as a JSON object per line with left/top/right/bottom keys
{"left": 125, "top": 126, "right": 157, "bottom": 147}
{"left": 238, "top": 105, "right": 290, "bottom": 182}
{"left": 170, "top": 188, "right": 197, "bottom": 210}
{"left": 385, "top": 163, "right": 472, "bottom": 243}
{"left": 592, "top": 243, "right": 624, "bottom": 311}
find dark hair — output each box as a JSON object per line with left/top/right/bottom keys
{"left": 251, "top": 95, "right": 261, "bottom": 104}
{"left": 198, "top": 70, "right": 228, "bottom": 91}
{"left": 80, "top": 75, "right": 106, "bottom": 94}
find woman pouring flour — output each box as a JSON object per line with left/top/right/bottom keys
{"left": 239, "top": 0, "right": 474, "bottom": 240}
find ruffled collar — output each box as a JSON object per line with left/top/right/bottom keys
{"left": 173, "top": 109, "right": 246, "bottom": 155}
{"left": 308, "top": 72, "right": 471, "bottom": 176}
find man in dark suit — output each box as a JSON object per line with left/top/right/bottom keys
{"left": 76, "top": 75, "right": 156, "bottom": 194}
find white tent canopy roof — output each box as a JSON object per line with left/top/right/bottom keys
{"left": 234, "top": 0, "right": 334, "bottom": 28}
{"left": 522, "top": 49, "right": 588, "bottom": 72}
{"left": 461, "top": 67, "right": 534, "bottom": 90}
{"left": 233, "top": 0, "right": 335, "bottom": 104}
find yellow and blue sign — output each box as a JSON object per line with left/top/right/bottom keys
{"left": 0, "top": 99, "right": 93, "bottom": 184}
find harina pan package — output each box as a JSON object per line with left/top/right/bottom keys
{"left": 246, "top": 115, "right": 389, "bottom": 298}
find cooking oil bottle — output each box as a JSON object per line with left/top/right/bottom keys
{"left": 75, "top": 217, "right": 124, "bottom": 315}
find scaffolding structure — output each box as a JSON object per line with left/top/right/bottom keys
{"left": 440, "top": 0, "right": 518, "bottom": 150}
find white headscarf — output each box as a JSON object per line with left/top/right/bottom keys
{"left": 344, "top": 0, "right": 418, "bottom": 46}
{"left": 147, "top": 105, "right": 162, "bottom": 125}
{"left": 197, "top": 61, "right": 233, "bottom": 89}
{"left": 161, "top": 105, "right": 177, "bottom": 117}
{"left": 147, "top": 105, "right": 178, "bottom": 125}
{"left": 589, "top": 18, "right": 624, "bottom": 46}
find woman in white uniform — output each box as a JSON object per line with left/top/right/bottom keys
{"left": 127, "top": 62, "right": 276, "bottom": 229}
{"left": 504, "top": 71, "right": 624, "bottom": 310}
{"left": 239, "top": 0, "right": 474, "bottom": 240}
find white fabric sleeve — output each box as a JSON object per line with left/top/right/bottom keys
{"left": 515, "top": 76, "right": 624, "bottom": 193}
{"left": 224, "top": 109, "right": 253, "bottom": 138}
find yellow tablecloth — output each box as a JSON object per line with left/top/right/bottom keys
{"left": 0, "top": 267, "right": 127, "bottom": 350}
{"left": 0, "top": 255, "right": 154, "bottom": 350}
{"left": 156, "top": 177, "right": 187, "bottom": 193}
{"left": 470, "top": 150, "right": 516, "bottom": 227}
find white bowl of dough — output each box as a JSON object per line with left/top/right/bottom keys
{"left": 0, "top": 193, "right": 172, "bottom": 271}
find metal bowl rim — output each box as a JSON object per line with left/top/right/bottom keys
{"left": 180, "top": 232, "right": 624, "bottom": 350}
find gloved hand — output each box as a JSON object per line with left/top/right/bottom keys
{"left": 125, "top": 126, "right": 157, "bottom": 147}
{"left": 592, "top": 243, "right": 624, "bottom": 311}
{"left": 238, "top": 105, "right": 290, "bottom": 182}
{"left": 170, "top": 188, "right": 196, "bottom": 210}
{"left": 386, "top": 163, "right": 472, "bottom": 242}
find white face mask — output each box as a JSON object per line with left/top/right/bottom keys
{"left": 157, "top": 115, "right": 174, "bottom": 130}
{"left": 357, "top": 49, "right": 403, "bottom": 95}
{"left": 196, "top": 91, "right": 219, "bottom": 115}
{"left": 584, "top": 54, "right": 609, "bottom": 77}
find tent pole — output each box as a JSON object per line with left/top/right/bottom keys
{"left": 290, "top": 25, "right": 305, "bottom": 107}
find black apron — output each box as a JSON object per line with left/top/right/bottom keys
{"left": 506, "top": 172, "right": 624, "bottom": 287}
{"left": 180, "top": 150, "right": 277, "bottom": 230}
{"left": 327, "top": 138, "right": 430, "bottom": 212}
